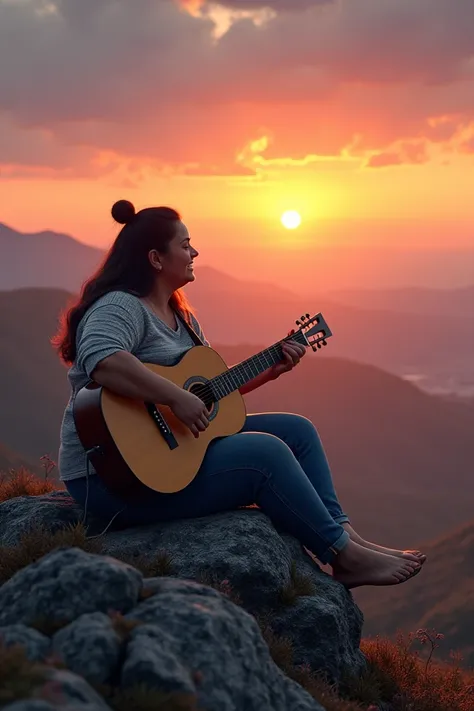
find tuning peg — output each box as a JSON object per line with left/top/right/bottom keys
{"left": 322, "top": 339, "right": 327, "bottom": 346}
{"left": 312, "top": 344, "right": 318, "bottom": 352}
{"left": 296, "top": 320, "right": 301, "bottom": 326}
{"left": 317, "top": 342, "right": 322, "bottom": 349}
{"left": 300, "top": 315, "right": 306, "bottom": 322}
{"left": 306, "top": 313, "right": 310, "bottom": 318}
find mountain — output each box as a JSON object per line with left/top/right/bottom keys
{"left": 1, "top": 224, "right": 473, "bottom": 396}
{"left": 188, "top": 267, "right": 474, "bottom": 398}
{"left": 0, "top": 288, "right": 473, "bottom": 548}
{"left": 326, "top": 285, "right": 474, "bottom": 319}
{"left": 355, "top": 520, "right": 474, "bottom": 667}
{"left": 0, "top": 223, "right": 103, "bottom": 291}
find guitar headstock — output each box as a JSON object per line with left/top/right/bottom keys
{"left": 294, "top": 313, "right": 332, "bottom": 352}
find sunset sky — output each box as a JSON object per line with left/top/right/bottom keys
{"left": 1, "top": 0, "right": 474, "bottom": 285}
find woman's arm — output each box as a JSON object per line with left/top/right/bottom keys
{"left": 239, "top": 369, "right": 276, "bottom": 395}
{"left": 91, "top": 351, "right": 183, "bottom": 406}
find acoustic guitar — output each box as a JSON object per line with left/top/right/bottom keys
{"left": 73, "top": 312, "right": 332, "bottom": 499}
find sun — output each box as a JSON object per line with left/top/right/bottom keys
{"left": 280, "top": 210, "right": 302, "bottom": 230}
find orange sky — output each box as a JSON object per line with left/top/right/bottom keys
{"left": 0, "top": 0, "right": 473, "bottom": 275}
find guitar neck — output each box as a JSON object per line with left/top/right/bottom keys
{"left": 209, "top": 329, "right": 307, "bottom": 400}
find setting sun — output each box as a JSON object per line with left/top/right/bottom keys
{"left": 281, "top": 210, "right": 302, "bottom": 230}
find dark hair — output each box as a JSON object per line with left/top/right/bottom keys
{"left": 52, "top": 199, "right": 194, "bottom": 365}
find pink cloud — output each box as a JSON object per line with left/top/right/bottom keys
{"left": 367, "top": 140, "right": 429, "bottom": 168}
{"left": 0, "top": 0, "right": 473, "bottom": 177}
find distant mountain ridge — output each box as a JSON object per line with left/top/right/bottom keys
{"left": 326, "top": 285, "right": 474, "bottom": 318}
{"left": 0, "top": 222, "right": 103, "bottom": 291}
{"left": 1, "top": 224, "right": 473, "bottom": 398}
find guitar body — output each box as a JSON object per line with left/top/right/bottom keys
{"left": 73, "top": 346, "right": 247, "bottom": 499}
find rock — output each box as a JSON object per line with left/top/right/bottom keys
{"left": 52, "top": 612, "right": 122, "bottom": 685}
{"left": 100, "top": 509, "right": 365, "bottom": 683}
{"left": 0, "top": 491, "right": 109, "bottom": 546}
{"left": 0, "top": 624, "right": 51, "bottom": 661}
{"left": 1, "top": 668, "right": 112, "bottom": 710}
{"left": 121, "top": 577, "right": 325, "bottom": 710}
{"left": 0, "top": 547, "right": 143, "bottom": 627}
{"left": 0, "top": 492, "right": 367, "bottom": 707}
{"left": 2, "top": 702, "right": 59, "bottom": 711}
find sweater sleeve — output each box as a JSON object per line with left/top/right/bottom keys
{"left": 76, "top": 297, "right": 146, "bottom": 379}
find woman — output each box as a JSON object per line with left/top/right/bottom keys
{"left": 53, "top": 200, "right": 426, "bottom": 589}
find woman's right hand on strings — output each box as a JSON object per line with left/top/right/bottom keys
{"left": 169, "top": 388, "right": 210, "bottom": 438}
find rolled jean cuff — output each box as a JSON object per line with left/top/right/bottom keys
{"left": 325, "top": 528, "right": 350, "bottom": 565}
{"left": 333, "top": 513, "right": 351, "bottom": 525}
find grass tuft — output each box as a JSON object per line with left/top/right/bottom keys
{"left": 0, "top": 468, "right": 57, "bottom": 503}
{"left": 0, "top": 522, "right": 103, "bottom": 585}
{"left": 117, "top": 550, "right": 174, "bottom": 579}
{"left": 194, "top": 570, "right": 243, "bottom": 607}
{"left": 280, "top": 559, "right": 317, "bottom": 606}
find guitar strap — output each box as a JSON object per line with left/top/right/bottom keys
{"left": 175, "top": 309, "right": 206, "bottom": 347}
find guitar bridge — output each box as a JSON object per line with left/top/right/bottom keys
{"left": 144, "top": 402, "right": 179, "bottom": 450}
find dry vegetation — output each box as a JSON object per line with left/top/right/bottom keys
{"left": 0, "top": 468, "right": 473, "bottom": 711}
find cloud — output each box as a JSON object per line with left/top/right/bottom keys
{"left": 184, "top": 0, "right": 332, "bottom": 9}
{"left": 0, "top": 0, "right": 473, "bottom": 177}
{"left": 367, "top": 140, "right": 429, "bottom": 168}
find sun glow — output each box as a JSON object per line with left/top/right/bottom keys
{"left": 281, "top": 210, "right": 302, "bottom": 229}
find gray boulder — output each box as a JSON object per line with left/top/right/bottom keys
{"left": 52, "top": 612, "right": 122, "bottom": 685}
{"left": 0, "top": 547, "right": 143, "bottom": 627}
{"left": 0, "top": 491, "right": 367, "bottom": 709}
{"left": 0, "top": 624, "right": 51, "bottom": 662}
{"left": 2, "top": 548, "right": 323, "bottom": 711}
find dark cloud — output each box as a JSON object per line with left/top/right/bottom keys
{"left": 0, "top": 0, "right": 473, "bottom": 176}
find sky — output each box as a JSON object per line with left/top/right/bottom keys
{"left": 0, "top": 0, "right": 474, "bottom": 285}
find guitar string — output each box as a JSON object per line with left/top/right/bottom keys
{"left": 191, "top": 333, "right": 308, "bottom": 402}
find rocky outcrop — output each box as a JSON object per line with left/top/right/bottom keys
{"left": 0, "top": 491, "right": 366, "bottom": 710}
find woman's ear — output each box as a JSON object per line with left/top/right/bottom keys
{"left": 148, "top": 249, "right": 163, "bottom": 271}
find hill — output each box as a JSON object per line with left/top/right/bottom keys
{"left": 0, "top": 223, "right": 102, "bottom": 291}
{"left": 1, "top": 223, "right": 473, "bottom": 396}
{"left": 189, "top": 266, "right": 474, "bottom": 398}
{"left": 326, "top": 285, "right": 474, "bottom": 319}
{"left": 355, "top": 519, "right": 474, "bottom": 667}
{"left": 0, "top": 288, "right": 473, "bottom": 548}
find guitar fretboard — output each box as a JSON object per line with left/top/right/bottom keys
{"left": 208, "top": 329, "right": 307, "bottom": 400}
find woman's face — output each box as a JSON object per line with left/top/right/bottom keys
{"left": 151, "top": 221, "right": 198, "bottom": 289}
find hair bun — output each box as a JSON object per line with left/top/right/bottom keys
{"left": 111, "top": 200, "right": 136, "bottom": 225}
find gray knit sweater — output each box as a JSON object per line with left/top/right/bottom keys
{"left": 57, "top": 290, "right": 209, "bottom": 481}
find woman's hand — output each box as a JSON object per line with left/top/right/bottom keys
{"left": 169, "top": 388, "right": 210, "bottom": 438}
{"left": 270, "top": 332, "right": 307, "bottom": 380}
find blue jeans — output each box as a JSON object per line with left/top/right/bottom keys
{"left": 66, "top": 412, "right": 350, "bottom": 564}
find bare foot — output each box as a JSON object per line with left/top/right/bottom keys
{"left": 332, "top": 539, "right": 422, "bottom": 589}
{"left": 342, "top": 523, "right": 427, "bottom": 564}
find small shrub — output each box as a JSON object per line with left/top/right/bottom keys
{"left": 359, "top": 632, "right": 474, "bottom": 711}
{"left": 0, "top": 468, "right": 58, "bottom": 503}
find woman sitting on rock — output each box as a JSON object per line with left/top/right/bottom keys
{"left": 53, "top": 200, "right": 426, "bottom": 589}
